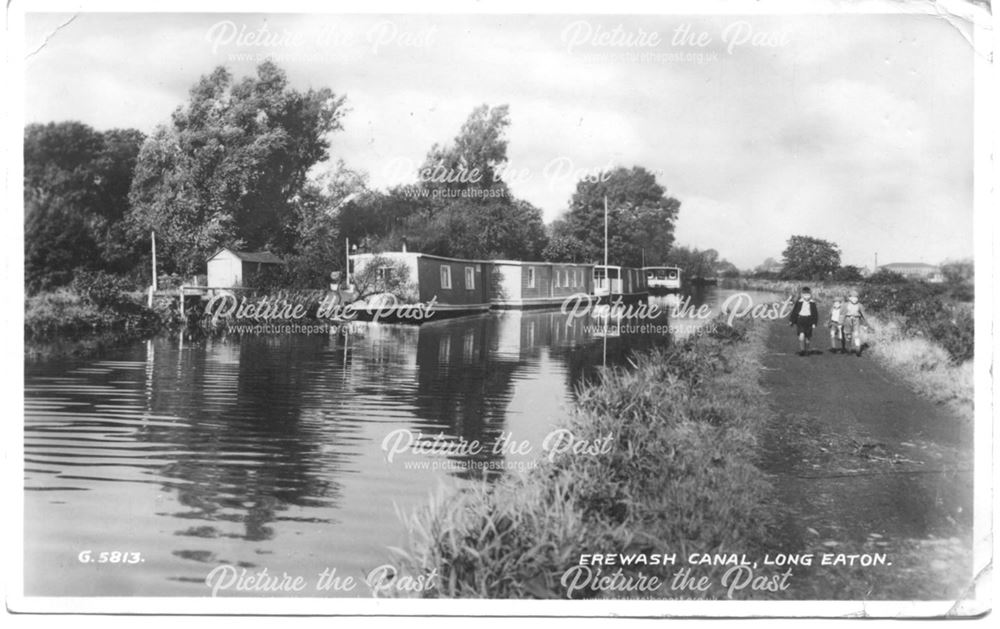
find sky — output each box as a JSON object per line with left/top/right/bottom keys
{"left": 23, "top": 10, "right": 978, "bottom": 269}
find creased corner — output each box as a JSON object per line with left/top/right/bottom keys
{"left": 25, "top": 14, "right": 78, "bottom": 61}
{"left": 947, "top": 557, "right": 992, "bottom": 616}
{"left": 920, "top": 0, "right": 993, "bottom": 62}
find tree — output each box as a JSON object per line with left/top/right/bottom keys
{"left": 940, "top": 259, "right": 974, "bottom": 284}
{"left": 831, "top": 265, "right": 864, "bottom": 282}
{"left": 865, "top": 268, "right": 906, "bottom": 285}
{"left": 25, "top": 194, "right": 97, "bottom": 293}
{"left": 24, "top": 121, "right": 145, "bottom": 293}
{"left": 280, "top": 161, "right": 370, "bottom": 288}
{"left": 665, "top": 246, "right": 720, "bottom": 280}
{"left": 128, "top": 61, "right": 347, "bottom": 275}
{"left": 543, "top": 218, "right": 590, "bottom": 262}
{"left": 419, "top": 104, "right": 511, "bottom": 199}
{"left": 554, "top": 166, "right": 679, "bottom": 268}
{"left": 780, "top": 235, "right": 841, "bottom": 280}
{"left": 352, "top": 255, "right": 417, "bottom": 302}
{"left": 396, "top": 104, "right": 548, "bottom": 259}
{"left": 716, "top": 260, "right": 741, "bottom": 278}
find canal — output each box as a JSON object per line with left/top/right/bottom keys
{"left": 23, "top": 288, "right": 779, "bottom": 596}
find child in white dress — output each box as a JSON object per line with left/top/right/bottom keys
{"left": 843, "top": 290, "right": 867, "bottom": 357}
{"left": 828, "top": 298, "right": 846, "bottom": 353}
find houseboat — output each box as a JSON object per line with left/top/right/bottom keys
{"left": 593, "top": 265, "right": 648, "bottom": 303}
{"left": 644, "top": 266, "right": 682, "bottom": 294}
{"left": 490, "top": 260, "right": 594, "bottom": 309}
{"left": 349, "top": 251, "right": 493, "bottom": 322}
{"left": 350, "top": 250, "right": 648, "bottom": 322}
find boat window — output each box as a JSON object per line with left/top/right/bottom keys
{"left": 441, "top": 265, "right": 452, "bottom": 289}
{"left": 464, "top": 266, "right": 475, "bottom": 290}
{"left": 527, "top": 267, "right": 536, "bottom": 288}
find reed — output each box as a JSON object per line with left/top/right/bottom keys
{"left": 393, "top": 318, "right": 776, "bottom": 598}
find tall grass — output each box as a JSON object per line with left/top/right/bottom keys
{"left": 392, "top": 319, "right": 776, "bottom": 598}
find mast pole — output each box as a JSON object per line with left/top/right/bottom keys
{"left": 604, "top": 196, "right": 609, "bottom": 269}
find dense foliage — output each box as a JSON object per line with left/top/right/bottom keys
{"left": 545, "top": 166, "right": 680, "bottom": 267}
{"left": 780, "top": 235, "right": 841, "bottom": 281}
{"left": 127, "top": 61, "right": 347, "bottom": 275}
{"left": 860, "top": 275, "right": 974, "bottom": 363}
{"left": 26, "top": 61, "right": 692, "bottom": 304}
{"left": 24, "top": 122, "right": 145, "bottom": 293}
{"left": 664, "top": 246, "right": 739, "bottom": 280}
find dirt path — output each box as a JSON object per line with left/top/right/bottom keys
{"left": 754, "top": 320, "right": 975, "bottom": 602}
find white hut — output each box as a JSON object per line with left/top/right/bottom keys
{"left": 206, "top": 248, "right": 285, "bottom": 288}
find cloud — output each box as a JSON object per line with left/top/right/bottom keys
{"left": 22, "top": 12, "right": 974, "bottom": 267}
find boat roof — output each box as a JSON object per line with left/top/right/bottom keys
{"left": 491, "top": 259, "right": 594, "bottom": 268}
{"left": 350, "top": 251, "right": 494, "bottom": 265}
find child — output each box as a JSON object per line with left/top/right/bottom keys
{"left": 842, "top": 289, "right": 868, "bottom": 357}
{"left": 788, "top": 286, "right": 820, "bottom": 356}
{"left": 828, "top": 297, "right": 846, "bottom": 353}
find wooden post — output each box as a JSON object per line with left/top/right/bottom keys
{"left": 151, "top": 231, "right": 158, "bottom": 290}
{"left": 148, "top": 231, "right": 157, "bottom": 307}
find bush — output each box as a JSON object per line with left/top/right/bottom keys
{"left": 156, "top": 273, "right": 186, "bottom": 290}
{"left": 946, "top": 282, "right": 974, "bottom": 303}
{"left": 71, "top": 270, "right": 139, "bottom": 311}
{"left": 924, "top": 307, "right": 975, "bottom": 364}
{"left": 859, "top": 279, "right": 973, "bottom": 363}
{"left": 26, "top": 277, "right": 166, "bottom": 343}
{"left": 707, "top": 322, "right": 746, "bottom": 343}
{"left": 863, "top": 269, "right": 907, "bottom": 285}
{"left": 831, "top": 265, "right": 864, "bottom": 282}
{"left": 25, "top": 289, "right": 104, "bottom": 338}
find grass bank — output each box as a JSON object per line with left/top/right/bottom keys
{"left": 726, "top": 278, "right": 973, "bottom": 420}
{"left": 24, "top": 285, "right": 175, "bottom": 361}
{"left": 392, "top": 318, "right": 777, "bottom": 599}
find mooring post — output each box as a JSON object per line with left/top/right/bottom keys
{"left": 149, "top": 230, "right": 158, "bottom": 308}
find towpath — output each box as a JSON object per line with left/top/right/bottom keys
{"left": 754, "top": 320, "right": 975, "bottom": 602}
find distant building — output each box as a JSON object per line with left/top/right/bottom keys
{"left": 877, "top": 262, "right": 944, "bottom": 283}
{"left": 207, "top": 248, "right": 285, "bottom": 287}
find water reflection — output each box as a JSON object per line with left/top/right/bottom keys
{"left": 25, "top": 289, "right": 752, "bottom": 596}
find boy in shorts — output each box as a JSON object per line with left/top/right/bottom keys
{"left": 788, "top": 286, "right": 820, "bottom": 356}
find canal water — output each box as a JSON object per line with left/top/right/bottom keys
{"left": 23, "top": 288, "right": 778, "bottom": 597}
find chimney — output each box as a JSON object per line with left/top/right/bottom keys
{"left": 401, "top": 237, "right": 408, "bottom": 253}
